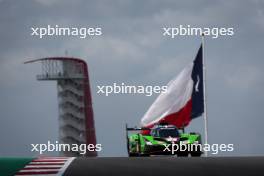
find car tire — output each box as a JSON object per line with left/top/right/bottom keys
{"left": 177, "top": 152, "right": 189, "bottom": 157}
{"left": 128, "top": 153, "right": 139, "bottom": 157}
{"left": 190, "top": 152, "right": 202, "bottom": 157}
{"left": 139, "top": 153, "right": 150, "bottom": 157}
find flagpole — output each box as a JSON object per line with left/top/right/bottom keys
{"left": 202, "top": 33, "right": 208, "bottom": 157}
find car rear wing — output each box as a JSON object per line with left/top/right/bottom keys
{"left": 126, "top": 124, "right": 184, "bottom": 132}
{"left": 125, "top": 124, "right": 151, "bottom": 139}
{"left": 125, "top": 124, "right": 151, "bottom": 131}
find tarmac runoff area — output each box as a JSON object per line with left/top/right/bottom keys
{"left": 64, "top": 156, "right": 264, "bottom": 176}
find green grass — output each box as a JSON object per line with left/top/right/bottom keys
{"left": 0, "top": 158, "right": 33, "bottom": 176}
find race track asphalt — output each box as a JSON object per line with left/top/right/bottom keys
{"left": 63, "top": 157, "right": 264, "bottom": 176}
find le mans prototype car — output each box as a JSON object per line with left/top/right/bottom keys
{"left": 126, "top": 123, "right": 202, "bottom": 157}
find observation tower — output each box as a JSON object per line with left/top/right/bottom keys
{"left": 25, "top": 57, "right": 97, "bottom": 157}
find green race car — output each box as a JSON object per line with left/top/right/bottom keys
{"left": 126, "top": 123, "right": 202, "bottom": 157}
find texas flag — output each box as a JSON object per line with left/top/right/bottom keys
{"left": 141, "top": 45, "right": 204, "bottom": 130}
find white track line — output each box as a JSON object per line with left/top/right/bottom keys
{"left": 57, "top": 157, "right": 75, "bottom": 176}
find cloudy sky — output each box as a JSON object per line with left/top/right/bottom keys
{"left": 0, "top": 0, "right": 263, "bottom": 157}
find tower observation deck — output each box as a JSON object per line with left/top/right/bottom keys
{"left": 25, "top": 57, "right": 97, "bottom": 157}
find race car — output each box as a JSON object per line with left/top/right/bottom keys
{"left": 126, "top": 123, "right": 202, "bottom": 157}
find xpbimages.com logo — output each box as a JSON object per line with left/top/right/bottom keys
{"left": 163, "top": 142, "right": 234, "bottom": 155}
{"left": 97, "top": 83, "right": 168, "bottom": 96}
{"left": 163, "top": 25, "right": 234, "bottom": 39}
{"left": 30, "top": 25, "right": 102, "bottom": 39}
{"left": 31, "top": 141, "right": 102, "bottom": 155}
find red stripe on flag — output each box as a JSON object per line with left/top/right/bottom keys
{"left": 142, "top": 99, "right": 192, "bottom": 134}
{"left": 161, "top": 99, "right": 192, "bottom": 128}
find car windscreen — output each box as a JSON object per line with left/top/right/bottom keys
{"left": 158, "top": 128, "right": 179, "bottom": 138}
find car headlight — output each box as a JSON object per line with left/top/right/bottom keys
{"left": 180, "top": 140, "right": 189, "bottom": 145}
{"left": 166, "top": 137, "right": 178, "bottom": 142}
{"left": 146, "top": 141, "right": 153, "bottom": 145}
{"left": 193, "top": 141, "right": 199, "bottom": 144}
{"left": 157, "top": 141, "right": 166, "bottom": 145}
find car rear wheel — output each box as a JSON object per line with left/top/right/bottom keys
{"left": 190, "top": 152, "right": 202, "bottom": 157}
{"left": 129, "top": 153, "right": 139, "bottom": 157}
{"left": 177, "top": 152, "right": 189, "bottom": 157}
{"left": 139, "top": 153, "right": 150, "bottom": 157}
